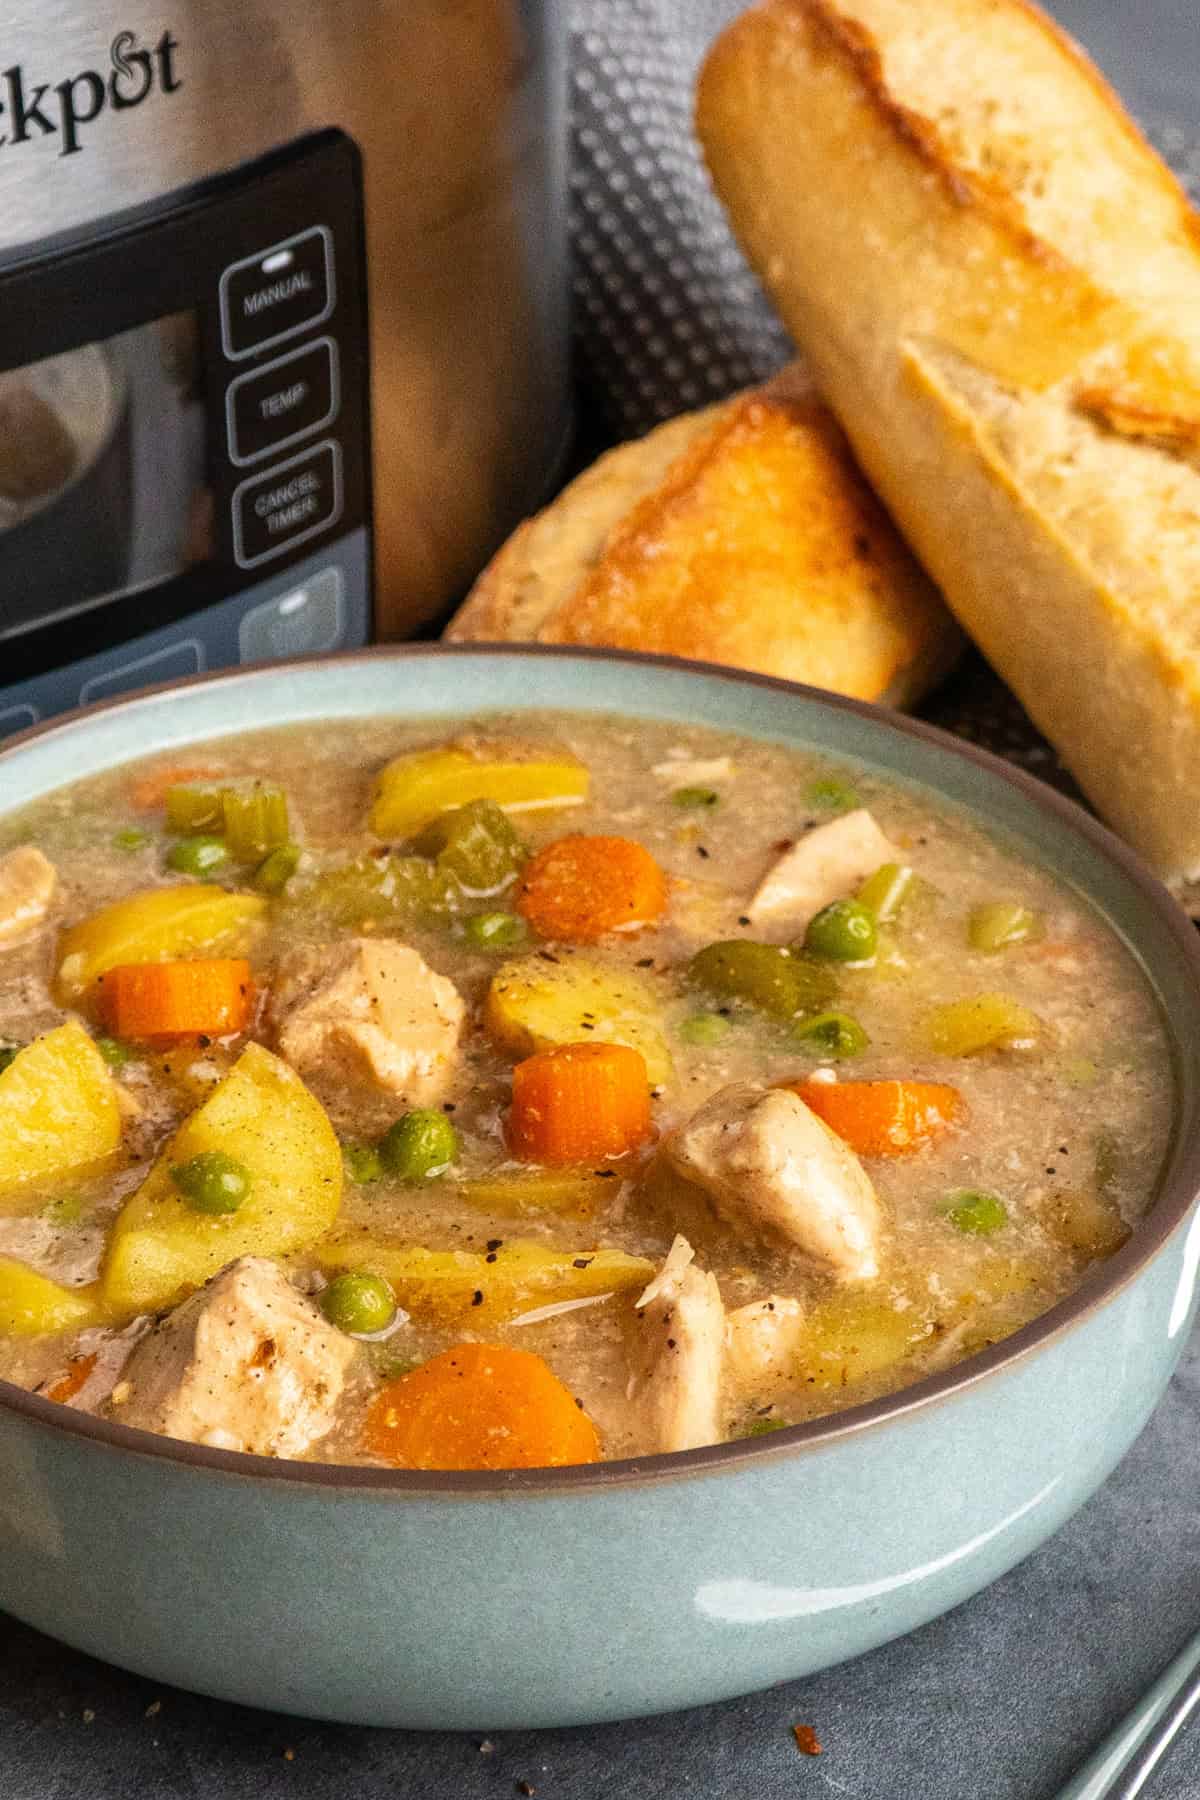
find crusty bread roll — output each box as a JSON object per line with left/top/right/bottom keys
{"left": 447, "top": 364, "right": 961, "bottom": 709}
{"left": 696, "top": 0, "right": 1200, "bottom": 885}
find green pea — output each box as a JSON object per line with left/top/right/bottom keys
{"left": 320, "top": 1272, "right": 397, "bottom": 1336}
{"left": 742, "top": 1416, "right": 789, "bottom": 1437}
{"left": 465, "top": 911, "right": 529, "bottom": 952}
{"left": 0, "top": 1044, "right": 19, "bottom": 1076}
{"left": 672, "top": 786, "right": 719, "bottom": 810}
{"left": 687, "top": 940, "right": 837, "bottom": 1019}
{"left": 856, "top": 862, "right": 917, "bottom": 923}
{"left": 112, "top": 827, "right": 150, "bottom": 853}
{"left": 167, "top": 835, "right": 230, "bottom": 877}
{"left": 803, "top": 899, "right": 878, "bottom": 963}
{"left": 806, "top": 777, "right": 860, "bottom": 813}
{"left": 679, "top": 1011, "right": 732, "bottom": 1047}
{"left": 967, "top": 901, "right": 1043, "bottom": 953}
{"left": 255, "top": 843, "right": 302, "bottom": 895}
{"left": 379, "top": 1108, "right": 459, "bottom": 1181}
{"left": 791, "top": 1011, "right": 869, "bottom": 1057}
{"left": 944, "top": 1189, "right": 1008, "bottom": 1236}
{"left": 170, "top": 1150, "right": 252, "bottom": 1214}
{"left": 94, "top": 1036, "right": 132, "bottom": 1068}
{"left": 343, "top": 1143, "right": 385, "bottom": 1184}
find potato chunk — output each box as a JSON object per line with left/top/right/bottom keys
{"left": 102, "top": 1043, "right": 342, "bottom": 1316}
{"left": 0, "top": 1257, "right": 106, "bottom": 1336}
{"left": 484, "top": 954, "right": 674, "bottom": 1087}
{"left": 56, "top": 884, "right": 266, "bottom": 1003}
{"left": 0, "top": 846, "right": 56, "bottom": 944}
{"left": 370, "top": 744, "right": 589, "bottom": 838}
{"left": 270, "top": 938, "right": 465, "bottom": 1133}
{"left": 315, "top": 1234, "right": 653, "bottom": 1327}
{"left": 0, "top": 1020, "right": 120, "bottom": 1204}
{"left": 112, "top": 1257, "right": 355, "bottom": 1457}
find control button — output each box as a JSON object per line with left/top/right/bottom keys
{"left": 232, "top": 441, "right": 342, "bottom": 569}
{"left": 227, "top": 339, "right": 339, "bottom": 466}
{"left": 79, "top": 639, "right": 204, "bottom": 706}
{"left": 220, "top": 227, "right": 334, "bottom": 361}
{"left": 0, "top": 702, "right": 38, "bottom": 739}
{"left": 238, "top": 568, "right": 345, "bottom": 663}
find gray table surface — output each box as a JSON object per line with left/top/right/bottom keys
{"left": 4, "top": 3, "right": 1200, "bottom": 1797}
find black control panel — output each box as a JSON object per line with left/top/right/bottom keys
{"left": 0, "top": 130, "right": 372, "bottom": 686}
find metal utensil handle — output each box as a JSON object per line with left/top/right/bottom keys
{"left": 1055, "top": 1627, "right": 1200, "bottom": 1800}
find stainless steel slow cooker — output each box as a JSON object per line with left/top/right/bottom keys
{"left": 0, "top": 2, "right": 569, "bottom": 734}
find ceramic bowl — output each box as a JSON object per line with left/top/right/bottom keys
{"left": 2, "top": 646, "right": 1199, "bottom": 1730}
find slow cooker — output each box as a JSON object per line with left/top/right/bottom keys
{"left": 0, "top": 1, "right": 569, "bottom": 738}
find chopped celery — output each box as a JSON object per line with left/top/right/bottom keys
{"left": 295, "top": 854, "right": 460, "bottom": 925}
{"left": 857, "top": 862, "right": 917, "bottom": 923}
{"left": 967, "top": 901, "right": 1043, "bottom": 953}
{"left": 255, "top": 844, "right": 302, "bottom": 895}
{"left": 465, "top": 911, "right": 528, "bottom": 952}
{"left": 166, "top": 781, "right": 290, "bottom": 864}
{"left": 806, "top": 776, "right": 861, "bottom": 813}
{"left": 415, "top": 799, "right": 525, "bottom": 895}
{"left": 943, "top": 1189, "right": 1008, "bottom": 1235}
{"left": 925, "top": 993, "right": 1042, "bottom": 1056}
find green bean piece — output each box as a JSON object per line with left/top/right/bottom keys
{"left": 0, "top": 1045, "right": 19, "bottom": 1076}
{"left": 856, "top": 862, "right": 916, "bottom": 923}
{"left": 687, "top": 940, "right": 837, "bottom": 1019}
{"left": 967, "top": 901, "right": 1043, "bottom": 953}
{"left": 803, "top": 899, "right": 878, "bottom": 963}
{"left": 415, "top": 799, "right": 525, "bottom": 895}
{"left": 465, "top": 910, "right": 529, "bottom": 952}
{"left": 170, "top": 1150, "right": 252, "bottom": 1214}
{"left": 791, "top": 1011, "right": 869, "bottom": 1057}
{"left": 806, "top": 776, "right": 861, "bottom": 813}
{"left": 320, "top": 1272, "right": 397, "bottom": 1336}
{"left": 742, "top": 1416, "right": 789, "bottom": 1437}
{"left": 255, "top": 844, "right": 302, "bottom": 895}
{"left": 672, "top": 786, "right": 719, "bottom": 810}
{"left": 112, "top": 827, "right": 150, "bottom": 853}
{"left": 94, "top": 1036, "right": 132, "bottom": 1068}
{"left": 343, "top": 1143, "right": 385, "bottom": 1184}
{"left": 679, "top": 1010, "right": 733, "bottom": 1047}
{"left": 944, "top": 1189, "right": 1008, "bottom": 1236}
{"left": 166, "top": 835, "right": 230, "bottom": 877}
{"left": 379, "top": 1109, "right": 459, "bottom": 1181}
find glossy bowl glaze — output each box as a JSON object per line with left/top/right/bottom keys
{"left": 2, "top": 646, "right": 1199, "bottom": 1729}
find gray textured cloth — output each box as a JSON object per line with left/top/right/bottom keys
{"left": 569, "top": 0, "right": 1200, "bottom": 437}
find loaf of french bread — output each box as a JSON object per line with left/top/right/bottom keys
{"left": 697, "top": 0, "right": 1200, "bottom": 884}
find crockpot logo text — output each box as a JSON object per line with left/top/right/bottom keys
{"left": 0, "top": 30, "right": 181, "bottom": 157}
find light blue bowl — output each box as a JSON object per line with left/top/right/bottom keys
{"left": 2, "top": 646, "right": 1199, "bottom": 1729}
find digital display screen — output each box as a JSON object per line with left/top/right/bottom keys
{"left": 0, "top": 311, "right": 208, "bottom": 639}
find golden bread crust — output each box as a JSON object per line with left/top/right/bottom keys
{"left": 447, "top": 365, "right": 960, "bottom": 709}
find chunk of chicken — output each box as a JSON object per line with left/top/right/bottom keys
{"left": 662, "top": 1082, "right": 883, "bottom": 1282}
{"left": 746, "top": 809, "right": 898, "bottom": 932}
{"left": 270, "top": 937, "right": 465, "bottom": 1132}
{"left": 0, "top": 846, "right": 56, "bottom": 944}
{"left": 725, "top": 1295, "right": 807, "bottom": 1390}
{"left": 627, "top": 1235, "right": 725, "bottom": 1455}
{"left": 110, "top": 1257, "right": 355, "bottom": 1457}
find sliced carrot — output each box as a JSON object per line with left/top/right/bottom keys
{"left": 363, "top": 1342, "right": 601, "bottom": 1470}
{"left": 99, "top": 958, "right": 254, "bottom": 1044}
{"left": 130, "top": 765, "right": 220, "bottom": 811}
{"left": 44, "top": 1352, "right": 98, "bottom": 1405}
{"left": 515, "top": 834, "right": 667, "bottom": 942}
{"left": 785, "top": 1078, "right": 963, "bottom": 1157}
{"left": 508, "top": 1042, "right": 653, "bottom": 1165}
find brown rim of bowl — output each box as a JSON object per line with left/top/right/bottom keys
{"left": 2, "top": 641, "right": 1199, "bottom": 1497}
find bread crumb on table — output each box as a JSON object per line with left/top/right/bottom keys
{"left": 793, "top": 1723, "right": 823, "bottom": 1756}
